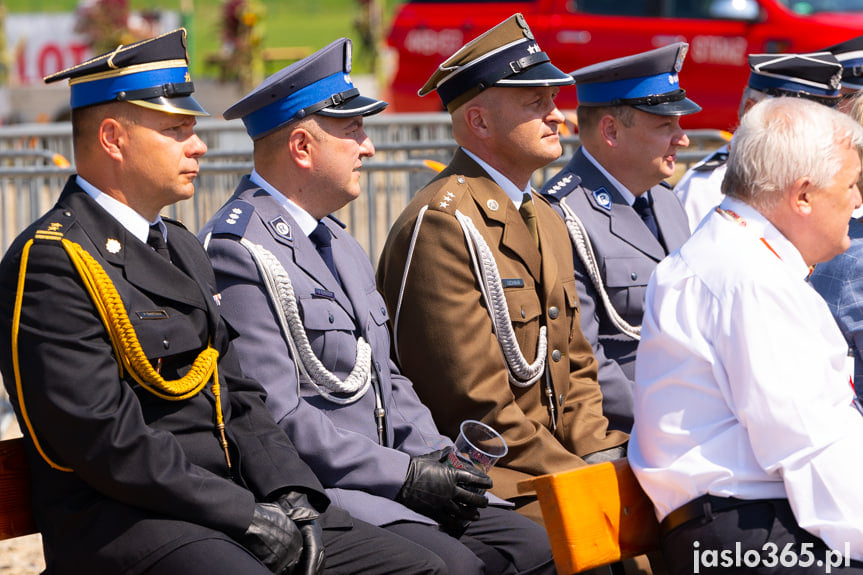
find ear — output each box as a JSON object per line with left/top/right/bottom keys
{"left": 464, "top": 104, "right": 490, "bottom": 140}
{"left": 598, "top": 114, "right": 619, "bottom": 148}
{"left": 99, "top": 118, "right": 124, "bottom": 161}
{"left": 289, "top": 127, "right": 314, "bottom": 169}
{"left": 790, "top": 176, "right": 814, "bottom": 216}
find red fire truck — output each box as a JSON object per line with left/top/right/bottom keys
{"left": 383, "top": 0, "right": 863, "bottom": 130}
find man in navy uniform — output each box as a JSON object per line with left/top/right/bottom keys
{"left": 675, "top": 52, "right": 843, "bottom": 230}
{"left": 0, "top": 29, "right": 446, "bottom": 575}
{"left": 540, "top": 43, "right": 700, "bottom": 432}
{"left": 198, "top": 38, "right": 555, "bottom": 575}
{"left": 824, "top": 34, "right": 863, "bottom": 111}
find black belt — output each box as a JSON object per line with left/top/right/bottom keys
{"left": 660, "top": 494, "right": 778, "bottom": 537}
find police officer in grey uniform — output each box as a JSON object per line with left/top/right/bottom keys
{"left": 675, "top": 52, "right": 844, "bottom": 231}
{"left": 540, "top": 43, "right": 699, "bottom": 432}
{"left": 199, "top": 38, "right": 555, "bottom": 575}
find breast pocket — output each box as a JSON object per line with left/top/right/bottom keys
{"left": 603, "top": 256, "right": 653, "bottom": 318}
{"left": 504, "top": 286, "right": 543, "bottom": 361}
{"left": 298, "top": 295, "right": 358, "bottom": 374}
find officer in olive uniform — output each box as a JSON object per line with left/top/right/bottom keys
{"left": 376, "top": 14, "right": 628, "bottom": 525}
{"left": 540, "top": 44, "right": 700, "bottom": 432}
{"left": 199, "top": 38, "right": 555, "bottom": 575}
{"left": 0, "top": 29, "right": 444, "bottom": 575}
{"left": 675, "top": 52, "right": 843, "bottom": 231}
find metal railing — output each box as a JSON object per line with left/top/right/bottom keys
{"left": 0, "top": 114, "right": 728, "bottom": 262}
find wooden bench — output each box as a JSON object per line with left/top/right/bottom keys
{"left": 0, "top": 437, "right": 37, "bottom": 540}
{"left": 517, "top": 458, "right": 662, "bottom": 574}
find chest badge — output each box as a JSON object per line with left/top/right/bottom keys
{"left": 593, "top": 187, "right": 612, "bottom": 211}
{"left": 106, "top": 238, "right": 122, "bottom": 254}
{"left": 269, "top": 216, "right": 293, "bottom": 241}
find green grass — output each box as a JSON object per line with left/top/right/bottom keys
{"left": 2, "top": 0, "right": 405, "bottom": 77}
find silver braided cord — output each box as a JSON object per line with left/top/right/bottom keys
{"left": 559, "top": 198, "right": 641, "bottom": 340}
{"left": 454, "top": 210, "right": 548, "bottom": 388}
{"left": 239, "top": 238, "right": 373, "bottom": 404}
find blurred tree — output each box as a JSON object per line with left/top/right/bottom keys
{"left": 219, "top": 0, "right": 265, "bottom": 92}
{"left": 353, "top": 0, "right": 383, "bottom": 73}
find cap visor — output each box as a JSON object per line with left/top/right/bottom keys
{"left": 317, "top": 94, "right": 389, "bottom": 117}
{"left": 633, "top": 96, "right": 701, "bottom": 116}
{"left": 131, "top": 94, "right": 209, "bottom": 116}
{"left": 495, "top": 61, "right": 575, "bottom": 87}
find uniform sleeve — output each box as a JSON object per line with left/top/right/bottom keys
{"left": 0, "top": 241, "right": 255, "bottom": 538}
{"left": 378, "top": 207, "right": 587, "bottom": 478}
{"left": 206, "top": 233, "right": 414, "bottom": 499}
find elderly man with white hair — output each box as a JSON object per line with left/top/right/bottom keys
{"left": 630, "top": 97, "right": 863, "bottom": 574}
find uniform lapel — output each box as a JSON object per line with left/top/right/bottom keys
{"left": 572, "top": 149, "right": 666, "bottom": 262}
{"left": 453, "top": 151, "right": 542, "bottom": 282}
{"left": 238, "top": 186, "right": 357, "bottom": 323}
{"left": 61, "top": 187, "right": 208, "bottom": 310}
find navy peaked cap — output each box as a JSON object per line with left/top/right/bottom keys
{"left": 571, "top": 42, "right": 701, "bottom": 116}
{"left": 748, "top": 52, "right": 842, "bottom": 105}
{"left": 223, "top": 38, "right": 387, "bottom": 140}
{"left": 44, "top": 28, "right": 207, "bottom": 116}
{"left": 823, "top": 35, "right": 863, "bottom": 89}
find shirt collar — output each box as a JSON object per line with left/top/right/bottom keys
{"left": 76, "top": 175, "right": 162, "bottom": 244}
{"left": 250, "top": 169, "right": 319, "bottom": 237}
{"left": 461, "top": 147, "right": 532, "bottom": 207}
{"left": 581, "top": 146, "right": 645, "bottom": 206}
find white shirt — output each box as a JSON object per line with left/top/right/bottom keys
{"left": 76, "top": 175, "right": 164, "bottom": 242}
{"left": 461, "top": 147, "right": 532, "bottom": 207}
{"left": 630, "top": 196, "right": 863, "bottom": 559}
{"left": 673, "top": 144, "right": 728, "bottom": 232}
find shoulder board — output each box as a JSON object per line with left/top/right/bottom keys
{"left": 542, "top": 171, "right": 581, "bottom": 201}
{"left": 33, "top": 209, "right": 76, "bottom": 243}
{"left": 211, "top": 200, "right": 255, "bottom": 238}
{"left": 324, "top": 214, "right": 347, "bottom": 229}
{"left": 693, "top": 149, "right": 729, "bottom": 172}
{"left": 162, "top": 216, "right": 189, "bottom": 231}
{"left": 427, "top": 174, "right": 469, "bottom": 215}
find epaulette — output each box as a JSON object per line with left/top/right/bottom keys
{"left": 427, "top": 173, "right": 469, "bottom": 215}
{"left": 162, "top": 216, "right": 189, "bottom": 231}
{"left": 542, "top": 172, "right": 581, "bottom": 200}
{"left": 33, "top": 209, "right": 75, "bottom": 243}
{"left": 325, "top": 214, "right": 347, "bottom": 229}
{"left": 211, "top": 200, "right": 255, "bottom": 238}
{"left": 693, "top": 149, "right": 728, "bottom": 172}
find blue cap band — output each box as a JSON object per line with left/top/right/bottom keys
{"left": 748, "top": 73, "right": 838, "bottom": 96}
{"left": 242, "top": 71, "right": 355, "bottom": 139}
{"left": 576, "top": 71, "right": 679, "bottom": 105}
{"left": 70, "top": 66, "right": 189, "bottom": 109}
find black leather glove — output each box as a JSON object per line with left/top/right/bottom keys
{"left": 395, "top": 447, "right": 492, "bottom": 528}
{"left": 240, "top": 502, "right": 303, "bottom": 574}
{"left": 277, "top": 492, "right": 325, "bottom": 575}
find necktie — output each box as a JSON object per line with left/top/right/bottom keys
{"left": 633, "top": 195, "right": 659, "bottom": 240}
{"left": 519, "top": 193, "right": 540, "bottom": 248}
{"left": 147, "top": 224, "right": 170, "bottom": 260}
{"left": 309, "top": 222, "right": 340, "bottom": 282}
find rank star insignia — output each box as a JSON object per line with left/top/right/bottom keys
{"left": 440, "top": 200, "right": 450, "bottom": 209}
{"left": 527, "top": 43, "right": 540, "bottom": 55}
{"left": 106, "top": 238, "right": 122, "bottom": 253}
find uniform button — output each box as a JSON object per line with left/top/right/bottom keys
{"left": 328, "top": 312, "right": 334, "bottom": 324}
{"left": 558, "top": 393, "right": 565, "bottom": 406}
{"left": 380, "top": 306, "right": 387, "bottom": 315}
{"left": 548, "top": 306, "right": 559, "bottom": 319}
{"left": 551, "top": 349, "right": 562, "bottom": 362}
{"left": 631, "top": 272, "right": 638, "bottom": 281}
{"left": 521, "top": 308, "right": 526, "bottom": 319}
{"left": 375, "top": 361, "right": 382, "bottom": 371}
{"left": 162, "top": 339, "right": 170, "bottom": 349}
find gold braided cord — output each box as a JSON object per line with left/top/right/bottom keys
{"left": 62, "top": 239, "right": 218, "bottom": 400}
{"left": 12, "top": 239, "right": 72, "bottom": 471}
{"left": 10, "top": 236, "right": 229, "bottom": 471}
